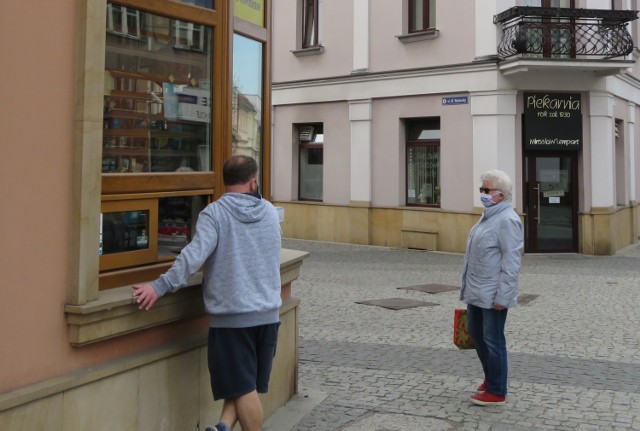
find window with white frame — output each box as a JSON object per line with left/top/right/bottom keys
{"left": 174, "top": 20, "right": 206, "bottom": 51}
{"left": 106, "top": 4, "right": 141, "bottom": 39}
{"left": 408, "top": 0, "right": 436, "bottom": 33}
{"left": 406, "top": 118, "right": 441, "bottom": 207}
{"left": 298, "top": 123, "right": 323, "bottom": 201}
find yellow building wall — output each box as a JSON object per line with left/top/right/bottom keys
{"left": 0, "top": 301, "right": 299, "bottom": 431}
{"left": 580, "top": 204, "right": 639, "bottom": 255}
{"left": 277, "top": 202, "right": 480, "bottom": 253}
{"left": 279, "top": 202, "right": 639, "bottom": 255}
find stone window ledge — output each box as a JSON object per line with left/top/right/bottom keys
{"left": 291, "top": 45, "right": 324, "bottom": 57}
{"left": 396, "top": 29, "right": 439, "bottom": 44}
{"left": 65, "top": 249, "right": 309, "bottom": 346}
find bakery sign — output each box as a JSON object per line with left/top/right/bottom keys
{"left": 524, "top": 92, "right": 582, "bottom": 151}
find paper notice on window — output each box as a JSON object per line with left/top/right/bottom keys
{"left": 548, "top": 197, "right": 561, "bottom": 204}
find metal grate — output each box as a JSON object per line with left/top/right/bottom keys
{"left": 494, "top": 7, "right": 638, "bottom": 59}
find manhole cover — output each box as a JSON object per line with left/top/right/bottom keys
{"left": 355, "top": 298, "right": 439, "bottom": 310}
{"left": 518, "top": 293, "right": 540, "bottom": 305}
{"left": 398, "top": 283, "right": 459, "bottom": 294}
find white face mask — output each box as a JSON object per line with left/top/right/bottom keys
{"left": 480, "top": 193, "right": 496, "bottom": 208}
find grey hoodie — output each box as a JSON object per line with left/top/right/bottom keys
{"left": 152, "top": 193, "right": 282, "bottom": 328}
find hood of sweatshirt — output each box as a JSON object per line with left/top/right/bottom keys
{"left": 217, "top": 192, "right": 270, "bottom": 224}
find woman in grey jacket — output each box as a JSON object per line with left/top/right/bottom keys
{"left": 460, "top": 169, "right": 523, "bottom": 406}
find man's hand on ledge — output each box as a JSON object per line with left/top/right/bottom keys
{"left": 133, "top": 283, "right": 159, "bottom": 310}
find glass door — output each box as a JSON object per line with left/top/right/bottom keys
{"left": 525, "top": 153, "right": 578, "bottom": 252}
{"left": 522, "top": 0, "right": 576, "bottom": 58}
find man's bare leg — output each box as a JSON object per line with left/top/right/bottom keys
{"left": 234, "top": 390, "right": 263, "bottom": 431}
{"left": 218, "top": 399, "right": 238, "bottom": 430}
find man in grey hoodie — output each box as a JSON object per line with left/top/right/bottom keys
{"left": 133, "top": 155, "right": 282, "bottom": 431}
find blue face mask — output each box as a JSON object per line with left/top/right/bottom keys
{"left": 480, "top": 193, "right": 496, "bottom": 208}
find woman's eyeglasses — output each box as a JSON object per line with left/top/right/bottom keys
{"left": 479, "top": 187, "right": 499, "bottom": 194}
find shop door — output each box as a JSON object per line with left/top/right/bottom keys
{"left": 524, "top": 153, "right": 578, "bottom": 253}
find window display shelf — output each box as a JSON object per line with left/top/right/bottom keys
{"left": 103, "top": 67, "right": 210, "bottom": 174}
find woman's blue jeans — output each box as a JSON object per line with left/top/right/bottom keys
{"left": 467, "top": 304, "right": 509, "bottom": 396}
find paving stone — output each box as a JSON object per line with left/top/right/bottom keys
{"left": 281, "top": 239, "right": 640, "bottom": 431}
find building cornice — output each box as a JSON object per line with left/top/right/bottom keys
{"left": 272, "top": 61, "right": 500, "bottom": 105}
{"left": 273, "top": 60, "right": 500, "bottom": 90}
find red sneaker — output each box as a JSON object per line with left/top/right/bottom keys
{"left": 476, "top": 379, "right": 488, "bottom": 394}
{"left": 470, "top": 391, "right": 506, "bottom": 406}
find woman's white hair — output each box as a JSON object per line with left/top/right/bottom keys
{"left": 480, "top": 169, "right": 513, "bottom": 201}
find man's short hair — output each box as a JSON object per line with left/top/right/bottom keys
{"left": 223, "top": 155, "right": 258, "bottom": 185}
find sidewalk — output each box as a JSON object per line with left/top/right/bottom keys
{"left": 265, "top": 239, "right": 640, "bottom": 431}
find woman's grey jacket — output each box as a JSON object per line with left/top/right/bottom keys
{"left": 460, "top": 201, "right": 524, "bottom": 309}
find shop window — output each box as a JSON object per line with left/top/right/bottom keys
{"left": 298, "top": 124, "right": 324, "bottom": 201}
{"left": 179, "top": 0, "right": 213, "bottom": 8}
{"left": 232, "top": 34, "right": 264, "bottom": 173}
{"left": 302, "top": 0, "right": 319, "bottom": 48}
{"left": 101, "top": 2, "right": 214, "bottom": 286}
{"left": 408, "top": 0, "right": 436, "bottom": 33}
{"left": 99, "top": 195, "right": 207, "bottom": 274}
{"left": 406, "top": 118, "right": 440, "bottom": 207}
{"left": 68, "top": 0, "right": 270, "bottom": 344}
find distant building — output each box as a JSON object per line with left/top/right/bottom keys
{"left": 272, "top": 0, "right": 640, "bottom": 255}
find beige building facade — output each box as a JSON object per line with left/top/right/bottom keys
{"left": 272, "top": 0, "right": 640, "bottom": 255}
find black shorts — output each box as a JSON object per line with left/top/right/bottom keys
{"left": 207, "top": 323, "right": 280, "bottom": 401}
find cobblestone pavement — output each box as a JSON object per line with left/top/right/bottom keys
{"left": 279, "top": 238, "right": 640, "bottom": 431}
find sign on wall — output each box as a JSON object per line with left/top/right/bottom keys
{"left": 524, "top": 92, "right": 582, "bottom": 151}
{"left": 442, "top": 96, "right": 468, "bottom": 105}
{"left": 234, "top": 0, "right": 265, "bottom": 27}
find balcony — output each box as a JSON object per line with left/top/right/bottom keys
{"left": 493, "top": 7, "right": 638, "bottom": 76}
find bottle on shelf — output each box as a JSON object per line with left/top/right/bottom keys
{"left": 136, "top": 229, "right": 149, "bottom": 248}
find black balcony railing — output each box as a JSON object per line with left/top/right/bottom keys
{"left": 494, "top": 7, "right": 638, "bottom": 59}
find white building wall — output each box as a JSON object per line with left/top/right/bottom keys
{"left": 271, "top": 0, "right": 640, "bottom": 253}
{"left": 471, "top": 90, "right": 519, "bottom": 208}
{"left": 272, "top": 0, "right": 354, "bottom": 83}
{"left": 271, "top": 102, "right": 351, "bottom": 204}
{"left": 368, "top": 0, "right": 476, "bottom": 71}
{"left": 475, "top": 0, "right": 515, "bottom": 60}
{"left": 352, "top": 0, "right": 369, "bottom": 72}
{"left": 349, "top": 99, "right": 372, "bottom": 203}
{"left": 589, "top": 92, "right": 616, "bottom": 208}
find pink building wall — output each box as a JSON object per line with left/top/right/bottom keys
{"left": 0, "top": 0, "right": 207, "bottom": 394}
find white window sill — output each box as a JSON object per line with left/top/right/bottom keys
{"left": 396, "top": 29, "right": 439, "bottom": 44}
{"left": 291, "top": 45, "right": 324, "bottom": 57}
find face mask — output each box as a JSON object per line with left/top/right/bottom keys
{"left": 480, "top": 193, "right": 496, "bottom": 208}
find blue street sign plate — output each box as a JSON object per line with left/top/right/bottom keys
{"left": 442, "top": 96, "right": 468, "bottom": 105}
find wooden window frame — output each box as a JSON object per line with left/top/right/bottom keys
{"left": 406, "top": 141, "right": 441, "bottom": 208}
{"left": 100, "top": 199, "right": 159, "bottom": 271}
{"left": 405, "top": 118, "right": 441, "bottom": 208}
{"left": 66, "top": 0, "right": 229, "bottom": 346}
{"left": 101, "top": 1, "right": 219, "bottom": 278}
{"left": 408, "top": 0, "right": 434, "bottom": 34}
